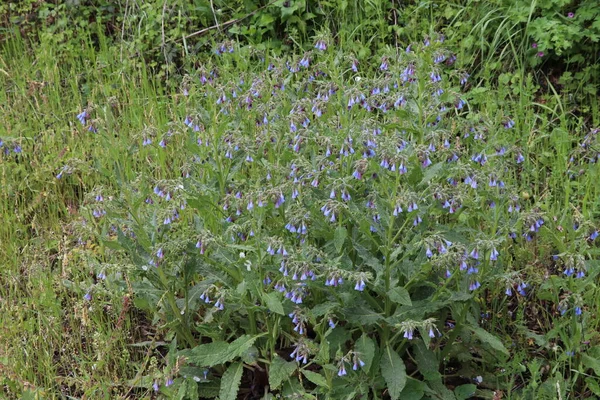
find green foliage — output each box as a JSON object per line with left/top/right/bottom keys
{"left": 2, "top": 1, "right": 600, "bottom": 399}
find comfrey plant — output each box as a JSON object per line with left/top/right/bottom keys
{"left": 74, "top": 36, "right": 600, "bottom": 398}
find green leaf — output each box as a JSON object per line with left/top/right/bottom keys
{"left": 269, "top": 355, "right": 297, "bottom": 389}
{"left": 102, "top": 239, "right": 123, "bottom": 251}
{"left": 585, "top": 377, "right": 600, "bottom": 396}
{"left": 582, "top": 354, "right": 600, "bottom": 376}
{"left": 186, "top": 335, "right": 261, "bottom": 367}
{"left": 355, "top": 334, "right": 376, "bottom": 373}
{"left": 471, "top": 327, "right": 509, "bottom": 357}
{"left": 353, "top": 241, "right": 384, "bottom": 273}
{"left": 219, "top": 362, "right": 244, "bottom": 400}
{"left": 454, "top": 384, "right": 476, "bottom": 399}
{"left": 258, "top": 13, "right": 276, "bottom": 26}
{"left": 387, "top": 287, "right": 412, "bottom": 306}
{"left": 344, "top": 305, "right": 383, "bottom": 325}
{"left": 334, "top": 226, "right": 347, "bottom": 253}
{"left": 262, "top": 292, "right": 285, "bottom": 315}
{"left": 420, "top": 162, "right": 444, "bottom": 185}
{"left": 380, "top": 346, "right": 407, "bottom": 400}
{"left": 400, "top": 378, "right": 427, "bottom": 400}
{"left": 302, "top": 370, "right": 329, "bottom": 388}
{"left": 316, "top": 337, "right": 330, "bottom": 363}
{"left": 413, "top": 341, "right": 441, "bottom": 381}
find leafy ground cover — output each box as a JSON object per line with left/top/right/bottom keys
{"left": 1, "top": 3, "right": 600, "bottom": 399}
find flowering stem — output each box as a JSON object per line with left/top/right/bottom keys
{"left": 157, "top": 267, "right": 197, "bottom": 347}
{"left": 382, "top": 212, "right": 411, "bottom": 346}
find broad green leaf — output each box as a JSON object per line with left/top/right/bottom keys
{"left": 186, "top": 335, "right": 260, "bottom": 367}
{"left": 198, "top": 379, "right": 220, "bottom": 398}
{"left": 420, "top": 162, "right": 444, "bottom": 184}
{"left": 387, "top": 287, "right": 412, "bottom": 306}
{"left": 334, "top": 226, "right": 347, "bottom": 253}
{"left": 355, "top": 334, "right": 376, "bottom": 373}
{"left": 316, "top": 337, "right": 330, "bottom": 363}
{"left": 344, "top": 305, "right": 383, "bottom": 325}
{"left": 413, "top": 341, "right": 441, "bottom": 381}
{"left": 582, "top": 354, "right": 600, "bottom": 376}
{"left": 400, "top": 378, "right": 427, "bottom": 400}
{"left": 269, "top": 355, "right": 297, "bottom": 389}
{"left": 353, "top": 241, "right": 384, "bottom": 273}
{"left": 471, "top": 327, "right": 509, "bottom": 357}
{"left": 219, "top": 362, "right": 244, "bottom": 400}
{"left": 302, "top": 370, "right": 329, "bottom": 388}
{"left": 454, "top": 384, "right": 476, "bottom": 399}
{"left": 310, "top": 301, "right": 337, "bottom": 317}
{"left": 380, "top": 346, "right": 407, "bottom": 400}
{"left": 585, "top": 377, "right": 600, "bottom": 396}
{"left": 428, "top": 378, "right": 457, "bottom": 400}
{"left": 176, "top": 379, "right": 199, "bottom": 400}
{"left": 262, "top": 292, "right": 285, "bottom": 315}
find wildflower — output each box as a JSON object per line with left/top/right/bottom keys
{"left": 490, "top": 248, "right": 499, "bottom": 261}
{"left": 84, "top": 292, "right": 92, "bottom": 301}
{"left": 353, "top": 358, "right": 365, "bottom": 370}
{"left": 469, "top": 249, "right": 479, "bottom": 259}
{"left": 337, "top": 363, "right": 347, "bottom": 376}
{"left": 537, "top": 51, "right": 544, "bottom": 58}
{"left": 567, "top": 12, "right": 574, "bottom": 18}
{"left": 517, "top": 282, "right": 527, "bottom": 296}
{"left": 469, "top": 281, "right": 481, "bottom": 291}
{"left": 354, "top": 279, "right": 366, "bottom": 291}
{"left": 575, "top": 306, "right": 582, "bottom": 316}
{"left": 165, "top": 378, "right": 174, "bottom": 387}
{"left": 403, "top": 328, "right": 414, "bottom": 340}
{"left": 153, "top": 381, "right": 160, "bottom": 392}
{"left": 315, "top": 39, "right": 327, "bottom": 51}
{"left": 76, "top": 110, "right": 87, "bottom": 125}
{"left": 505, "top": 287, "right": 512, "bottom": 296}
{"left": 299, "top": 55, "right": 310, "bottom": 68}
{"left": 290, "top": 341, "right": 309, "bottom": 364}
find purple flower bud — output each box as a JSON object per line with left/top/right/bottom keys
{"left": 469, "top": 249, "right": 479, "bottom": 259}
{"left": 490, "top": 248, "right": 499, "bottom": 261}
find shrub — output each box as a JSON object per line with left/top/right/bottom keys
{"left": 59, "top": 33, "right": 600, "bottom": 398}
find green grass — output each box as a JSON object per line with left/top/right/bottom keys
{"left": 1, "top": 18, "right": 600, "bottom": 399}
